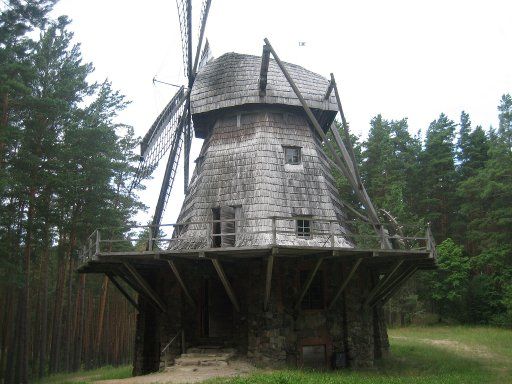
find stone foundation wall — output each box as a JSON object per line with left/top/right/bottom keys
{"left": 132, "top": 257, "right": 389, "bottom": 374}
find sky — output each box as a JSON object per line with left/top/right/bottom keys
{"left": 52, "top": 0, "right": 512, "bottom": 226}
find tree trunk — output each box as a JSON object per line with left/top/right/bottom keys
{"left": 49, "top": 236, "right": 66, "bottom": 373}
{"left": 73, "top": 274, "right": 86, "bottom": 371}
{"left": 19, "top": 191, "right": 35, "bottom": 383}
{"left": 96, "top": 275, "right": 109, "bottom": 366}
{"left": 64, "top": 256, "right": 75, "bottom": 371}
{"left": 38, "top": 245, "right": 50, "bottom": 378}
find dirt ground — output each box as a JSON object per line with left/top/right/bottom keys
{"left": 95, "top": 360, "right": 257, "bottom": 384}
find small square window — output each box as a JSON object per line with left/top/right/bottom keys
{"left": 284, "top": 146, "right": 301, "bottom": 165}
{"left": 297, "top": 219, "right": 311, "bottom": 238}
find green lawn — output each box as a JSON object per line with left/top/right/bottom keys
{"left": 37, "top": 326, "right": 512, "bottom": 384}
{"left": 36, "top": 365, "right": 132, "bottom": 384}
{"left": 210, "top": 326, "right": 512, "bottom": 384}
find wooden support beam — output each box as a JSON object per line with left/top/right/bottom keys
{"left": 294, "top": 257, "right": 324, "bottom": 311}
{"left": 363, "top": 259, "right": 404, "bottom": 307}
{"left": 328, "top": 258, "right": 362, "bottom": 309}
{"left": 106, "top": 273, "right": 140, "bottom": 311}
{"left": 123, "top": 263, "right": 166, "bottom": 312}
{"left": 264, "top": 38, "right": 350, "bottom": 183}
{"left": 329, "top": 122, "right": 357, "bottom": 181}
{"left": 330, "top": 73, "right": 389, "bottom": 248}
{"left": 263, "top": 38, "right": 377, "bottom": 231}
{"left": 167, "top": 260, "right": 196, "bottom": 307}
{"left": 211, "top": 258, "right": 240, "bottom": 312}
{"left": 263, "top": 252, "right": 275, "bottom": 311}
{"left": 259, "top": 44, "right": 271, "bottom": 97}
{"left": 372, "top": 264, "right": 416, "bottom": 304}
{"left": 379, "top": 266, "right": 418, "bottom": 305}
{"left": 324, "top": 80, "right": 334, "bottom": 100}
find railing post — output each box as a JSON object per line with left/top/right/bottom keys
{"left": 89, "top": 237, "right": 93, "bottom": 259}
{"left": 272, "top": 217, "right": 276, "bottom": 246}
{"left": 330, "top": 221, "right": 335, "bottom": 248}
{"left": 148, "top": 226, "right": 153, "bottom": 251}
{"left": 95, "top": 229, "right": 100, "bottom": 255}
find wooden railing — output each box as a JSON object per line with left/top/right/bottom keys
{"left": 79, "top": 217, "right": 435, "bottom": 263}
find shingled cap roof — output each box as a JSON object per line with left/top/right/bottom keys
{"left": 190, "top": 53, "right": 338, "bottom": 136}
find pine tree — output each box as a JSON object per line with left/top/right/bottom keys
{"left": 417, "top": 114, "right": 457, "bottom": 240}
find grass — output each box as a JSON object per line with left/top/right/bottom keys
{"left": 209, "top": 325, "right": 512, "bottom": 384}
{"left": 36, "top": 326, "right": 512, "bottom": 384}
{"left": 36, "top": 365, "right": 132, "bottom": 384}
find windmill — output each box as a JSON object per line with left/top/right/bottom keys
{"left": 132, "top": 0, "right": 212, "bottom": 230}
{"left": 78, "top": 0, "right": 437, "bottom": 374}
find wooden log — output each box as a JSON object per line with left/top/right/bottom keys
{"left": 294, "top": 257, "right": 324, "bottom": 311}
{"left": 259, "top": 44, "right": 271, "bottom": 97}
{"left": 263, "top": 38, "right": 368, "bottom": 210}
{"left": 106, "top": 273, "right": 140, "bottom": 311}
{"left": 167, "top": 260, "right": 196, "bottom": 307}
{"left": 370, "top": 264, "right": 415, "bottom": 306}
{"left": 379, "top": 266, "right": 418, "bottom": 305}
{"left": 330, "top": 73, "right": 388, "bottom": 247}
{"left": 122, "top": 263, "right": 166, "bottom": 312}
{"left": 211, "top": 259, "right": 240, "bottom": 312}
{"left": 363, "top": 260, "right": 404, "bottom": 307}
{"left": 328, "top": 258, "right": 362, "bottom": 309}
{"left": 324, "top": 80, "right": 334, "bottom": 100}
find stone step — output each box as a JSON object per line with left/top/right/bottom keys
{"left": 174, "top": 348, "right": 236, "bottom": 367}
{"left": 187, "top": 346, "right": 236, "bottom": 354}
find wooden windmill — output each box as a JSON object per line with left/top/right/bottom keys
{"left": 79, "top": 0, "right": 437, "bottom": 376}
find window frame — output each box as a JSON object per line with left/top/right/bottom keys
{"left": 283, "top": 146, "right": 302, "bottom": 165}
{"left": 296, "top": 218, "right": 312, "bottom": 239}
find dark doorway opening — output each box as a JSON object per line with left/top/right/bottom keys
{"left": 199, "top": 278, "right": 234, "bottom": 339}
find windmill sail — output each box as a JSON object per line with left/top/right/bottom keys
{"left": 135, "top": 86, "right": 188, "bottom": 185}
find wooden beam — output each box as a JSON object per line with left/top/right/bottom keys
{"left": 331, "top": 73, "right": 390, "bottom": 248}
{"left": 263, "top": 252, "right": 275, "bottom": 311}
{"left": 106, "top": 273, "right": 140, "bottom": 311}
{"left": 324, "top": 80, "right": 334, "bottom": 100}
{"left": 263, "top": 38, "right": 370, "bottom": 220}
{"left": 371, "top": 264, "right": 416, "bottom": 306}
{"left": 167, "top": 260, "right": 196, "bottom": 307}
{"left": 294, "top": 257, "right": 324, "bottom": 311}
{"left": 211, "top": 258, "right": 240, "bottom": 312}
{"left": 328, "top": 258, "right": 362, "bottom": 309}
{"left": 259, "top": 44, "right": 271, "bottom": 97}
{"left": 363, "top": 260, "right": 404, "bottom": 307}
{"left": 123, "top": 263, "right": 166, "bottom": 312}
{"left": 379, "top": 266, "right": 418, "bottom": 305}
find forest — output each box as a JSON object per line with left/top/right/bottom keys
{"left": 0, "top": 0, "right": 511, "bottom": 383}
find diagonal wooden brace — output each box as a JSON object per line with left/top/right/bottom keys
{"left": 364, "top": 260, "right": 404, "bottom": 307}
{"left": 123, "top": 262, "right": 166, "bottom": 313}
{"left": 328, "top": 258, "right": 363, "bottom": 309}
{"left": 168, "top": 260, "right": 196, "bottom": 307}
{"left": 107, "top": 273, "right": 140, "bottom": 312}
{"left": 295, "top": 257, "right": 324, "bottom": 311}
{"left": 211, "top": 258, "right": 240, "bottom": 312}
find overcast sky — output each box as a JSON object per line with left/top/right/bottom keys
{"left": 53, "top": 0, "right": 512, "bottom": 225}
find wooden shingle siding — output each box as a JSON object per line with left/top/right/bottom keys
{"left": 171, "top": 109, "right": 351, "bottom": 250}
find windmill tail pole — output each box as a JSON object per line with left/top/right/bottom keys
{"left": 262, "top": 38, "right": 360, "bottom": 196}
{"left": 264, "top": 37, "right": 389, "bottom": 248}
{"left": 329, "top": 73, "right": 390, "bottom": 248}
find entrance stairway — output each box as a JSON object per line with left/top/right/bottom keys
{"left": 175, "top": 346, "right": 236, "bottom": 367}
{"left": 161, "top": 345, "right": 237, "bottom": 370}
